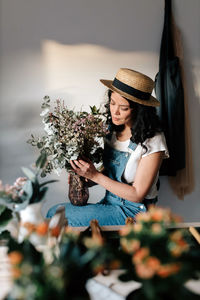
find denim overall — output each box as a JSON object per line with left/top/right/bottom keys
{"left": 46, "top": 138, "right": 147, "bottom": 226}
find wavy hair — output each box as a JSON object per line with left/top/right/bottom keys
{"left": 105, "top": 90, "right": 162, "bottom": 149}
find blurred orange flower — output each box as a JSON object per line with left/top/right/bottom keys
{"left": 150, "top": 208, "right": 165, "bottom": 222}
{"left": 11, "top": 267, "right": 22, "bottom": 279}
{"left": 119, "top": 224, "right": 132, "bottom": 236}
{"left": 146, "top": 256, "right": 161, "bottom": 271}
{"left": 22, "top": 222, "right": 36, "bottom": 233}
{"left": 135, "top": 263, "right": 155, "bottom": 279}
{"left": 135, "top": 212, "right": 151, "bottom": 222}
{"left": 121, "top": 238, "right": 140, "bottom": 254}
{"left": 132, "top": 247, "right": 149, "bottom": 264}
{"left": 36, "top": 222, "right": 49, "bottom": 236}
{"left": 157, "top": 263, "right": 181, "bottom": 278}
{"left": 134, "top": 255, "right": 161, "bottom": 279}
{"left": 170, "top": 230, "right": 183, "bottom": 242}
{"left": 133, "top": 223, "right": 142, "bottom": 232}
{"left": 151, "top": 223, "right": 162, "bottom": 234}
{"left": 170, "top": 239, "right": 189, "bottom": 257}
{"left": 51, "top": 225, "right": 61, "bottom": 237}
{"left": 109, "top": 260, "right": 121, "bottom": 270}
{"left": 93, "top": 264, "right": 105, "bottom": 274}
{"left": 8, "top": 251, "right": 23, "bottom": 265}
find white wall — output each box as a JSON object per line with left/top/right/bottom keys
{"left": 0, "top": 0, "right": 199, "bottom": 221}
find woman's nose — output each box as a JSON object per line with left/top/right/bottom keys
{"left": 114, "top": 106, "right": 120, "bottom": 115}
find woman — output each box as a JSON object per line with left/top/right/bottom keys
{"left": 46, "top": 68, "right": 169, "bottom": 226}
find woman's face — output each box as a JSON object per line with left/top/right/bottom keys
{"left": 110, "top": 91, "right": 133, "bottom": 127}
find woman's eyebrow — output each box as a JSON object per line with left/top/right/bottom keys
{"left": 110, "top": 98, "right": 130, "bottom": 107}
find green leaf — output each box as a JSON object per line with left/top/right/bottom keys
{"left": 40, "top": 154, "right": 47, "bottom": 169}
{"left": 0, "top": 230, "right": 11, "bottom": 240}
{"left": 0, "top": 205, "right": 6, "bottom": 215}
{"left": 90, "top": 105, "right": 100, "bottom": 115}
{"left": 36, "top": 153, "right": 47, "bottom": 169}
{"left": 36, "top": 154, "right": 43, "bottom": 168}
{"left": 21, "top": 180, "right": 33, "bottom": 200}
{"left": 0, "top": 207, "right": 12, "bottom": 228}
{"left": 21, "top": 167, "right": 36, "bottom": 182}
{"left": 0, "top": 198, "right": 14, "bottom": 210}
{"left": 81, "top": 249, "right": 97, "bottom": 265}
{"left": 27, "top": 138, "right": 33, "bottom": 144}
{"left": 39, "top": 179, "right": 59, "bottom": 187}
{"left": 40, "top": 170, "right": 47, "bottom": 177}
{"left": 37, "top": 186, "right": 48, "bottom": 202}
{"left": 43, "top": 95, "right": 50, "bottom": 101}
{"left": 37, "top": 142, "right": 44, "bottom": 149}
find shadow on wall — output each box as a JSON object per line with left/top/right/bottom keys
{"left": 41, "top": 40, "right": 159, "bottom": 109}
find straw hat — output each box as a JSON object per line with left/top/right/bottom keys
{"left": 100, "top": 68, "right": 160, "bottom": 107}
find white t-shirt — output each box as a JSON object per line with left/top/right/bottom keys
{"left": 105, "top": 132, "right": 169, "bottom": 199}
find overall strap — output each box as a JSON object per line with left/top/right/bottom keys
{"left": 128, "top": 140, "right": 137, "bottom": 151}
{"left": 105, "top": 128, "right": 138, "bottom": 154}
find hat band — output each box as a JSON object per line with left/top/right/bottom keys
{"left": 112, "top": 78, "right": 151, "bottom": 100}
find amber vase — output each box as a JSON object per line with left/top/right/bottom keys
{"left": 68, "top": 173, "right": 89, "bottom": 206}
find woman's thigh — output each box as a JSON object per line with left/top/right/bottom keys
{"left": 46, "top": 202, "right": 126, "bottom": 227}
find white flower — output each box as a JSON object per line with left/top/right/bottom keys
{"left": 44, "top": 123, "right": 54, "bottom": 135}
{"left": 50, "top": 154, "right": 58, "bottom": 159}
{"left": 70, "top": 154, "right": 79, "bottom": 160}
{"left": 40, "top": 108, "right": 49, "bottom": 117}
{"left": 54, "top": 142, "right": 62, "bottom": 150}
{"left": 14, "top": 177, "right": 27, "bottom": 188}
{"left": 54, "top": 168, "right": 62, "bottom": 176}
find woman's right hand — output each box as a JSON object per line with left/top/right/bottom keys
{"left": 67, "top": 172, "right": 96, "bottom": 187}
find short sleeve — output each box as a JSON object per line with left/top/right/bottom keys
{"left": 142, "top": 133, "right": 169, "bottom": 159}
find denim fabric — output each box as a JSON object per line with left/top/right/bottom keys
{"left": 46, "top": 140, "right": 147, "bottom": 226}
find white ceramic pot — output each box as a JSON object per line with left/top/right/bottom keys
{"left": 18, "top": 202, "right": 45, "bottom": 243}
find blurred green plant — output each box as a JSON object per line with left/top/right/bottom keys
{"left": 1, "top": 208, "right": 200, "bottom": 300}
{"left": 4, "top": 232, "right": 65, "bottom": 300}
{"left": 2, "top": 223, "right": 104, "bottom": 300}
{"left": 0, "top": 167, "right": 57, "bottom": 232}
{"left": 118, "top": 206, "right": 200, "bottom": 300}
{"left": 2, "top": 219, "right": 122, "bottom": 300}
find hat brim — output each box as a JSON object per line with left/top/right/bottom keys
{"left": 100, "top": 79, "right": 160, "bottom": 107}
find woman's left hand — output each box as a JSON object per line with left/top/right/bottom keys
{"left": 70, "top": 159, "right": 99, "bottom": 181}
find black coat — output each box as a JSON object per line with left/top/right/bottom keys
{"left": 155, "top": 0, "right": 185, "bottom": 176}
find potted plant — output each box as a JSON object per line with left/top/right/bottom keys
{"left": 118, "top": 206, "right": 200, "bottom": 300}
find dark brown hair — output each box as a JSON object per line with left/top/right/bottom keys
{"left": 105, "top": 90, "right": 162, "bottom": 147}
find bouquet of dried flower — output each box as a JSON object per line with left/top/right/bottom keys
{"left": 28, "top": 96, "right": 108, "bottom": 205}
{"left": 28, "top": 96, "right": 108, "bottom": 177}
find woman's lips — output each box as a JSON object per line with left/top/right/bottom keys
{"left": 112, "top": 117, "right": 120, "bottom": 121}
